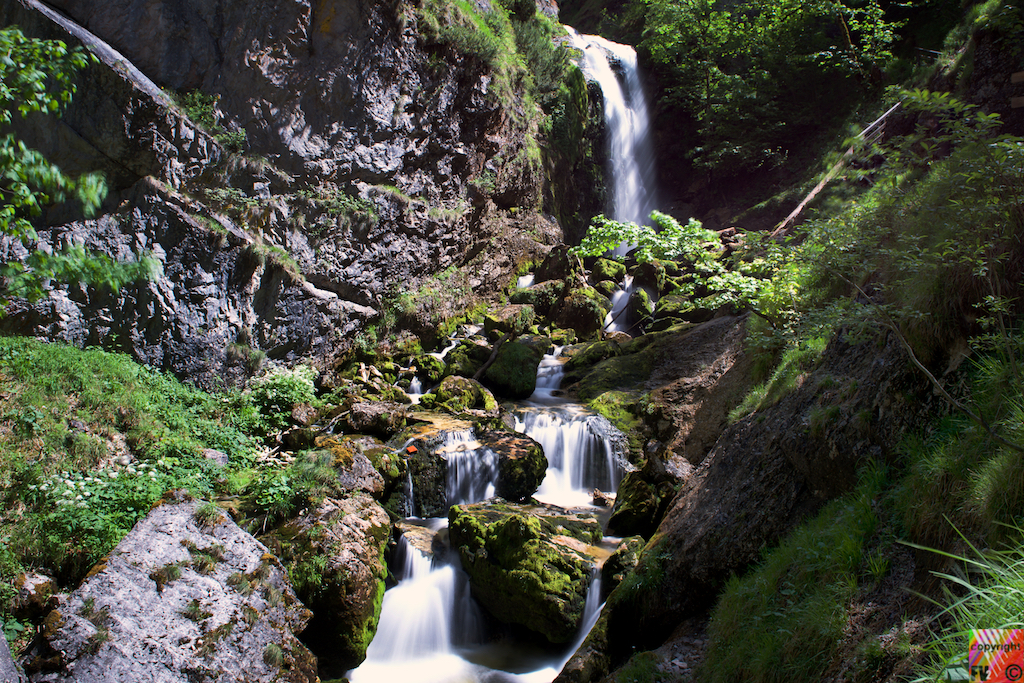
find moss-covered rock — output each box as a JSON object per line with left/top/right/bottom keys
{"left": 482, "top": 341, "right": 544, "bottom": 400}
{"left": 443, "top": 340, "right": 491, "bottom": 378}
{"left": 653, "top": 294, "right": 712, "bottom": 326}
{"left": 510, "top": 280, "right": 566, "bottom": 317}
{"left": 411, "top": 354, "right": 446, "bottom": 383}
{"left": 601, "top": 536, "right": 645, "bottom": 600}
{"left": 594, "top": 279, "right": 619, "bottom": 298}
{"left": 535, "top": 245, "right": 585, "bottom": 284}
{"left": 264, "top": 494, "right": 390, "bottom": 672}
{"left": 425, "top": 375, "right": 498, "bottom": 414}
{"left": 448, "top": 501, "right": 602, "bottom": 643}
{"left": 631, "top": 260, "right": 666, "bottom": 295}
{"left": 592, "top": 258, "right": 626, "bottom": 283}
{"left": 479, "top": 429, "right": 548, "bottom": 502}
{"left": 552, "top": 286, "right": 611, "bottom": 339}
{"left": 626, "top": 288, "right": 654, "bottom": 329}
{"left": 484, "top": 304, "right": 536, "bottom": 338}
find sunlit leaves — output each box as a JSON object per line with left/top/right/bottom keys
{"left": 0, "top": 27, "right": 152, "bottom": 309}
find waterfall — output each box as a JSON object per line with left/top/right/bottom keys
{"left": 567, "top": 28, "right": 658, "bottom": 235}
{"left": 354, "top": 27, "right": 651, "bottom": 683}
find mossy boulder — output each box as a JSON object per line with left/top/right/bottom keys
{"left": 478, "top": 428, "right": 548, "bottom": 502}
{"left": 510, "top": 280, "right": 565, "bottom": 317}
{"left": 443, "top": 340, "right": 491, "bottom": 378}
{"left": 448, "top": 501, "right": 602, "bottom": 643}
{"left": 631, "top": 260, "right": 666, "bottom": 295}
{"left": 551, "top": 286, "right": 611, "bottom": 339}
{"left": 607, "top": 458, "right": 679, "bottom": 538}
{"left": 564, "top": 341, "right": 622, "bottom": 375}
{"left": 591, "top": 258, "right": 626, "bottom": 283}
{"left": 594, "top": 280, "right": 618, "bottom": 298}
{"left": 313, "top": 434, "right": 406, "bottom": 502}
{"left": 626, "top": 288, "right": 654, "bottom": 328}
{"left": 266, "top": 494, "right": 390, "bottom": 671}
{"left": 653, "top": 294, "right": 712, "bottom": 326}
{"left": 421, "top": 375, "right": 498, "bottom": 414}
{"left": 535, "top": 244, "right": 585, "bottom": 284}
{"left": 482, "top": 341, "right": 544, "bottom": 400}
{"left": 411, "top": 354, "right": 446, "bottom": 383}
{"left": 484, "top": 304, "right": 536, "bottom": 338}
{"left": 601, "top": 536, "right": 645, "bottom": 600}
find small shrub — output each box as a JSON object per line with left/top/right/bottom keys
{"left": 263, "top": 642, "right": 284, "bottom": 667}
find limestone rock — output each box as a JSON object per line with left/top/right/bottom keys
{"left": 422, "top": 376, "right": 498, "bottom": 415}
{"left": 590, "top": 258, "right": 626, "bottom": 284}
{"left": 264, "top": 494, "right": 390, "bottom": 674}
{"left": 0, "top": 636, "right": 26, "bottom": 683}
{"left": 343, "top": 400, "right": 408, "bottom": 439}
{"left": 13, "top": 572, "right": 57, "bottom": 621}
{"left": 28, "top": 493, "right": 315, "bottom": 683}
{"left": 448, "top": 500, "right": 603, "bottom": 644}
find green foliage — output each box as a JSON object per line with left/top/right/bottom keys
{"left": 178, "top": 90, "right": 246, "bottom": 152}
{"left": 729, "top": 337, "right": 827, "bottom": 422}
{"left": 572, "top": 211, "right": 717, "bottom": 264}
{"left": 700, "top": 467, "right": 883, "bottom": 682}
{"left": 0, "top": 336, "right": 259, "bottom": 586}
{"left": 635, "top": 0, "right": 900, "bottom": 176}
{"left": 0, "top": 27, "right": 157, "bottom": 309}
{"left": 914, "top": 526, "right": 1024, "bottom": 682}
{"left": 248, "top": 363, "right": 318, "bottom": 432}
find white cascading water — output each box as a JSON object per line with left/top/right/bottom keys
{"left": 567, "top": 28, "right": 659, "bottom": 244}
{"left": 353, "top": 27, "right": 655, "bottom": 683}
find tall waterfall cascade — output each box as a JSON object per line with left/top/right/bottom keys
{"left": 351, "top": 27, "right": 654, "bottom": 683}
{"left": 567, "top": 28, "right": 659, "bottom": 237}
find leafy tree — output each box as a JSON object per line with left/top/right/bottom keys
{"left": 0, "top": 26, "right": 154, "bottom": 310}
{"left": 637, "top": 0, "right": 901, "bottom": 176}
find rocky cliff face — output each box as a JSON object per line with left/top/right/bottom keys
{"left": 0, "top": 0, "right": 576, "bottom": 384}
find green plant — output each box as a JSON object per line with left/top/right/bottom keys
{"left": 248, "top": 364, "right": 319, "bottom": 432}
{"left": 181, "top": 598, "right": 212, "bottom": 622}
{"left": 699, "top": 466, "right": 883, "bottom": 682}
{"left": 263, "top": 642, "right": 284, "bottom": 667}
{"left": 0, "top": 27, "right": 157, "bottom": 309}
{"left": 193, "top": 502, "right": 222, "bottom": 529}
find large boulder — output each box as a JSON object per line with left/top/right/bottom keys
{"left": 27, "top": 492, "right": 316, "bottom": 683}
{"left": 551, "top": 286, "right": 611, "bottom": 339}
{"left": 421, "top": 375, "right": 498, "bottom": 414}
{"left": 483, "top": 304, "right": 536, "bottom": 338}
{"left": 448, "top": 500, "right": 603, "bottom": 644}
{"left": 342, "top": 400, "right": 408, "bottom": 438}
{"left": 482, "top": 341, "right": 544, "bottom": 399}
{"left": 510, "top": 280, "right": 566, "bottom": 317}
{"left": 264, "top": 494, "right": 391, "bottom": 675}
{"left": 479, "top": 428, "right": 548, "bottom": 503}
{"left": 535, "top": 245, "right": 585, "bottom": 284}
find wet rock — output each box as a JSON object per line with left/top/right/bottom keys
{"left": 510, "top": 280, "right": 566, "bottom": 317}
{"left": 601, "top": 536, "right": 645, "bottom": 600}
{"left": 535, "top": 245, "right": 585, "bottom": 284}
{"left": 28, "top": 492, "right": 315, "bottom": 683}
{"left": 343, "top": 400, "right": 409, "bottom": 439}
{"left": 444, "top": 340, "right": 492, "bottom": 379}
{"left": 448, "top": 500, "right": 603, "bottom": 644}
{"left": 483, "top": 304, "right": 536, "bottom": 338}
{"left": 552, "top": 286, "right": 612, "bottom": 339}
{"left": 477, "top": 428, "right": 548, "bottom": 503}
{"left": 626, "top": 287, "right": 654, "bottom": 330}
{"left": 396, "top": 520, "right": 446, "bottom": 559}
{"left": 265, "top": 494, "right": 390, "bottom": 673}
{"left": 482, "top": 341, "right": 544, "bottom": 400}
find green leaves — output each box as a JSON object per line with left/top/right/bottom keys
{"left": 571, "top": 210, "right": 718, "bottom": 264}
{"left": 0, "top": 26, "right": 158, "bottom": 310}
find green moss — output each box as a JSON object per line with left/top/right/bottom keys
{"left": 483, "top": 341, "right": 543, "bottom": 399}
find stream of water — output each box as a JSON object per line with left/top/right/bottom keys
{"left": 349, "top": 28, "right": 655, "bottom": 683}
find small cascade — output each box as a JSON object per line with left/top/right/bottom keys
{"left": 438, "top": 430, "right": 499, "bottom": 506}
{"left": 531, "top": 345, "right": 566, "bottom": 402}
{"left": 603, "top": 274, "right": 635, "bottom": 333}
{"left": 518, "top": 273, "right": 536, "bottom": 289}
